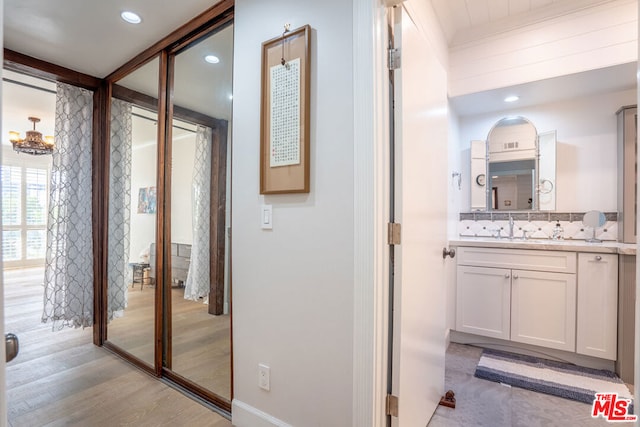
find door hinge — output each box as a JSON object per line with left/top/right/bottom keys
{"left": 386, "top": 394, "right": 399, "bottom": 417}
{"left": 388, "top": 48, "right": 401, "bottom": 70}
{"left": 388, "top": 223, "right": 401, "bottom": 245}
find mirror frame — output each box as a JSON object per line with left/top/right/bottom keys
{"left": 470, "top": 116, "right": 556, "bottom": 212}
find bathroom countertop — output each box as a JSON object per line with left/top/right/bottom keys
{"left": 449, "top": 237, "right": 637, "bottom": 256}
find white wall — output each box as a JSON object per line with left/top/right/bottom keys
{"left": 129, "top": 141, "right": 157, "bottom": 262}
{"left": 232, "top": 1, "right": 354, "bottom": 426}
{"left": 457, "top": 88, "right": 636, "bottom": 212}
{"left": 170, "top": 132, "right": 196, "bottom": 245}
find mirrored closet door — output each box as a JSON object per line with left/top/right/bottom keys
{"left": 167, "top": 20, "right": 232, "bottom": 402}
{"left": 102, "top": 4, "right": 233, "bottom": 412}
{"left": 106, "top": 56, "right": 160, "bottom": 369}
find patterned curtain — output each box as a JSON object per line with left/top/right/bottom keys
{"left": 184, "top": 125, "right": 212, "bottom": 301}
{"left": 107, "top": 99, "right": 132, "bottom": 319}
{"left": 42, "top": 83, "right": 94, "bottom": 328}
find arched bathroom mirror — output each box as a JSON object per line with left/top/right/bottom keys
{"left": 470, "top": 116, "right": 556, "bottom": 211}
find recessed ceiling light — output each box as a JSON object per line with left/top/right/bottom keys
{"left": 205, "top": 55, "right": 220, "bottom": 64}
{"left": 121, "top": 11, "right": 142, "bottom": 24}
{"left": 504, "top": 95, "right": 519, "bottom": 103}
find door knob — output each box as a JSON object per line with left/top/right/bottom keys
{"left": 5, "top": 333, "right": 19, "bottom": 363}
{"left": 442, "top": 248, "right": 456, "bottom": 259}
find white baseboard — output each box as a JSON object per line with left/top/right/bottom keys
{"left": 232, "top": 400, "right": 293, "bottom": 427}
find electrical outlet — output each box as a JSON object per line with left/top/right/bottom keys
{"left": 258, "top": 363, "right": 270, "bottom": 391}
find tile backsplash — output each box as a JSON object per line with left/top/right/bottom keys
{"left": 458, "top": 212, "right": 618, "bottom": 241}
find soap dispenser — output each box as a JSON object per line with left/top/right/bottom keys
{"left": 552, "top": 222, "right": 564, "bottom": 240}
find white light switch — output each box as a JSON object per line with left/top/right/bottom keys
{"left": 261, "top": 204, "right": 273, "bottom": 229}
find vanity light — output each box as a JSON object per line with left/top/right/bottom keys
{"left": 121, "top": 11, "right": 142, "bottom": 24}
{"left": 204, "top": 55, "right": 220, "bottom": 64}
{"left": 504, "top": 95, "right": 520, "bottom": 103}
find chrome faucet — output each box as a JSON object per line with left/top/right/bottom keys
{"left": 508, "top": 216, "right": 515, "bottom": 239}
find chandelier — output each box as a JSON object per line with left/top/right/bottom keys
{"left": 9, "top": 117, "right": 54, "bottom": 155}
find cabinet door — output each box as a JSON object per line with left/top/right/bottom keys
{"left": 511, "top": 270, "right": 576, "bottom": 351}
{"left": 456, "top": 266, "right": 510, "bottom": 340}
{"left": 577, "top": 253, "right": 618, "bottom": 360}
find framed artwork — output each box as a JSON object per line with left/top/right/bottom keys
{"left": 138, "top": 186, "right": 157, "bottom": 214}
{"left": 260, "top": 24, "right": 311, "bottom": 194}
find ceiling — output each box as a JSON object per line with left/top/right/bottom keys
{"left": 450, "top": 61, "right": 637, "bottom": 116}
{"left": 431, "top": 0, "right": 637, "bottom": 116}
{"left": 430, "top": 0, "right": 618, "bottom": 46}
{"left": 4, "top": 0, "right": 222, "bottom": 78}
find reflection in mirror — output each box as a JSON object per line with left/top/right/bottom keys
{"left": 169, "top": 23, "right": 232, "bottom": 400}
{"left": 106, "top": 57, "right": 159, "bottom": 367}
{"left": 488, "top": 159, "right": 535, "bottom": 210}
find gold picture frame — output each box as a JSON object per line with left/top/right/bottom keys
{"left": 260, "top": 25, "right": 311, "bottom": 194}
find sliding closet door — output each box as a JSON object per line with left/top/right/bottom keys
{"left": 166, "top": 22, "right": 232, "bottom": 403}
{"left": 105, "top": 56, "right": 160, "bottom": 369}
{"left": 101, "top": 6, "right": 234, "bottom": 410}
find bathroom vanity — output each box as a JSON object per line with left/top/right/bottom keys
{"left": 449, "top": 238, "right": 635, "bottom": 374}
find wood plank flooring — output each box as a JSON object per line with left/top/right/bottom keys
{"left": 106, "top": 279, "right": 231, "bottom": 399}
{"left": 4, "top": 267, "right": 232, "bottom": 427}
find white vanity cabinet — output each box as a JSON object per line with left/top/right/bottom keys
{"left": 456, "top": 247, "right": 577, "bottom": 352}
{"left": 577, "top": 253, "right": 618, "bottom": 360}
{"left": 511, "top": 269, "right": 576, "bottom": 352}
{"left": 456, "top": 265, "right": 511, "bottom": 340}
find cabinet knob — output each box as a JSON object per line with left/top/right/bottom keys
{"left": 513, "top": 274, "right": 519, "bottom": 279}
{"left": 504, "top": 273, "right": 510, "bottom": 279}
{"left": 595, "top": 255, "right": 602, "bottom": 261}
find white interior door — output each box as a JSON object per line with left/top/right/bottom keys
{"left": 391, "top": 5, "right": 448, "bottom": 427}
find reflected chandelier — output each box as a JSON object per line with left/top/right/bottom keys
{"left": 9, "top": 117, "right": 54, "bottom": 155}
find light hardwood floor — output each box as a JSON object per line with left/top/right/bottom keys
{"left": 107, "top": 280, "right": 231, "bottom": 400}
{"left": 4, "top": 267, "right": 232, "bottom": 427}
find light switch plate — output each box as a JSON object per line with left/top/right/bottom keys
{"left": 261, "top": 204, "right": 273, "bottom": 230}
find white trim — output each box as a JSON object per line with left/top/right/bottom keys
{"left": 353, "top": 0, "right": 390, "bottom": 426}
{"left": 232, "top": 400, "right": 293, "bottom": 427}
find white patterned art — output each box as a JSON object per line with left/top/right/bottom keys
{"left": 269, "top": 57, "right": 301, "bottom": 167}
